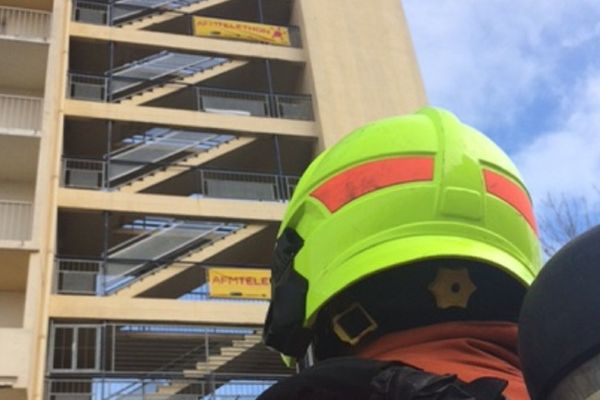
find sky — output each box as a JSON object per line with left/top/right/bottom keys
{"left": 403, "top": 0, "right": 600, "bottom": 235}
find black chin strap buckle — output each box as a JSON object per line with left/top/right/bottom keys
{"left": 332, "top": 303, "right": 378, "bottom": 346}
{"left": 263, "top": 228, "right": 312, "bottom": 359}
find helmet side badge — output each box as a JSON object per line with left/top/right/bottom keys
{"left": 428, "top": 267, "right": 477, "bottom": 309}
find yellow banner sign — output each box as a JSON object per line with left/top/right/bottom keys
{"left": 192, "top": 16, "right": 291, "bottom": 46}
{"left": 207, "top": 267, "right": 271, "bottom": 299}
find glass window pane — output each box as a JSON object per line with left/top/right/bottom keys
{"left": 76, "top": 327, "right": 98, "bottom": 369}
{"left": 52, "top": 327, "right": 74, "bottom": 370}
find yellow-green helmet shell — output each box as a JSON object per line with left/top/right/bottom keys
{"left": 264, "top": 107, "right": 541, "bottom": 359}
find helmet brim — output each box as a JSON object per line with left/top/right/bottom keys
{"left": 305, "top": 234, "right": 536, "bottom": 324}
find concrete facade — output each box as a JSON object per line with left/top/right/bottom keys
{"left": 0, "top": 1, "right": 426, "bottom": 399}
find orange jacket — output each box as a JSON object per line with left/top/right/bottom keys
{"left": 358, "top": 321, "right": 528, "bottom": 399}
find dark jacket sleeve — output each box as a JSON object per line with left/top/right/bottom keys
{"left": 257, "top": 357, "right": 507, "bottom": 400}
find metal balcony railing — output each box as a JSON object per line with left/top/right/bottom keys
{"left": 71, "top": 0, "right": 110, "bottom": 25}
{"left": 197, "top": 87, "right": 314, "bottom": 120}
{"left": 0, "top": 94, "right": 43, "bottom": 132}
{"left": 72, "top": 0, "right": 204, "bottom": 26}
{"left": 47, "top": 377, "right": 279, "bottom": 400}
{"left": 273, "top": 94, "right": 314, "bottom": 121}
{"left": 67, "top": 72, "right": 314, "bottom": 120}
{"left": 198, "top": 88, "right": 268, "bottom": 117}
{"left": 61, "top": 158, "right": 105, "bottom": 189}
{"left": 0, "top": 6, "right": 51, "bottom": 42}
{"left": 54, "top": 258, "right": 102, "bottom": 295}
{"left": 0, "top": 200, "right": 33, "bottom": 241}
{"left": 192, "top": 168, "right": 299, "bottom": 202}
{"left": 67, "top": 73, "right": 109, "bottom": 101}
{"left": 61, "top": 157, "right": 300, "bottom": 199}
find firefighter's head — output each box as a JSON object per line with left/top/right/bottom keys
{"left": 264, "top": 108, "right": 541, "bottom": 363}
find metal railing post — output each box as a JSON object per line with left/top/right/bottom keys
{"left": 102, "top": 211, "right": 110, "bottom": 296}
{"left": 60, "top": 158, "right": 67, "bottom": 187}
{"left": 107, "top": 39, "right": 115, "bottom": 102}
{"left": 272, "top": 135, "right": 285, "bottom": 199}
{"left": 204, "top": 329, "right": 210, "bottom": 366}
{"left": 200, "top": 169, "right": 206, "bottom": 196}
{"left": 209, "top": 373, "right": 216, "bottom": 400}
{"left": 51, "top": 259, "right": 59, "bottom": 295}
{"left": 107, "top": 0, "right": 114, "bottom": 26}
{"left": 111, "top": 325, "right": 116, "bottom": 372}
{"left": 105, "top": 120, "right": 113, "bottom": 190}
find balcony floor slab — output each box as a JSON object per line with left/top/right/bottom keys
{"left": 57, "top": 188, "right": 286, "bottom": 222}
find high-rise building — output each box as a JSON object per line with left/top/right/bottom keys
{"left": 0, "top": 1, "right": 426, "bottom": 399}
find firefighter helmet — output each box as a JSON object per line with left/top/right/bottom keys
{"left": 264, "top": 107, "right": 541, "bottom": 361}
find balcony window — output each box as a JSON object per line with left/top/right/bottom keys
{"left": 51, "top": 325, "right": 101, "bottom": 372}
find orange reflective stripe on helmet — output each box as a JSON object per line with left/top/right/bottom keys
{"left": 310, "top": 156, "right": 435, "bottom": 213}
{"left": 483, "top": 169, "right": 538, "bottom": 235}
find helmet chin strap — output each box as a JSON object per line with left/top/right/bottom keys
{"left": 297, "top": 344, "right": 316, "bottom": 371}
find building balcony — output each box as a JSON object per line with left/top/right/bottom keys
{"left": 62, "top": 156, "right": 299, "bottom": 201}
{"left": 0, "top": 247, "right": 31, "bottom": 395}
{"left": 55, "top": 256, "right": 273, "bottom": 301}
{"left": 0, "top": 6, "right": 51, "bottom": 44}
{"left": 58, "top": 218, "right": 247, "bottom": 295}
{"left": 0, "top": 200, "right": 33, "bottom": 242}
{"left": 67, "top": 72, "right": 314, "bottom": 121}
{"left": 61, "top": 117, "right": 315, "bottom": 193}
{"left": 0, "top": 93, "right": 43, "bottom": 136}
{"left": 46, "top": 322, "right": 287, "bottom": 376}
{"left": 54, "top": 206, "right": 274, "bottom": 297}
{"left": 71, "top": 0, "right": 301, "bottom": 47}
{"left": 46, "top": 321, "right": 287, "bottom": 399}
{"left": 0, "top": 328, "right": 31, "bottom": 395}
{"left": 0, "top": 138, "right": 38, "bottom": 249}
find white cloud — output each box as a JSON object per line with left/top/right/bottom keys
{"left": 561, "top": 21, "right": 600, "bottom": 48}
{"left": 403, "top": 0, "right": 600, "bottom": 137}
{"left": 514, "top": 70, "right": 600, "bottom": 205}
{"left": 403, "top": 0, "right": 600, "bottom": 246}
